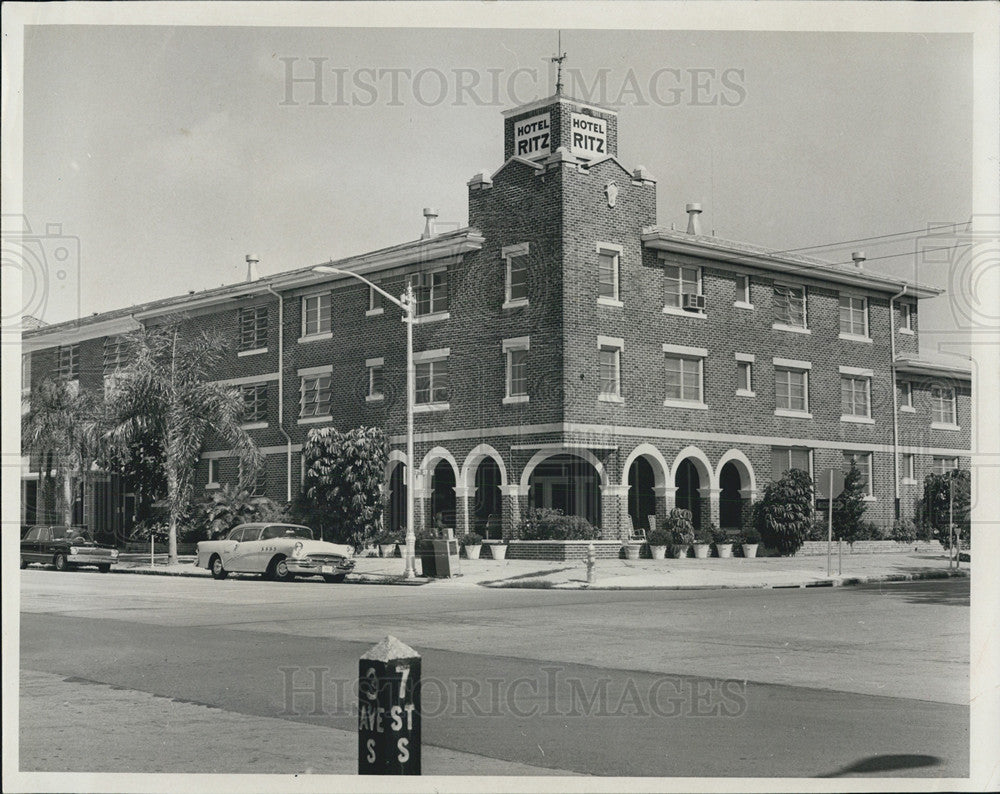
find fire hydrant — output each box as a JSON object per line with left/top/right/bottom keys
{"left": 586, "top": 543, "right": 596, "bottom": 585}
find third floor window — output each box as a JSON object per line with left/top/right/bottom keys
{"left": 57, "top": 344, "right": 80, "bottom": 381}
{"left": 774, "top": 284, "right": 807, "bottom": 328}
{"left": 239, "top": 306, "right": 268, "bottom": 350}
{"left": 302, "top": 293, "right": 332, "bottom": 337}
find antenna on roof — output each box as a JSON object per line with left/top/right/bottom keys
{"left": 551, "top": 30, "right": 567, "bottom": 95}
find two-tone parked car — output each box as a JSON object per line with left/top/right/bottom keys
{"left": 196, "top": 523, "right": 355, "bottom": 583}
{"left": 20, "top": 525, "right": 120, "bottom": 573}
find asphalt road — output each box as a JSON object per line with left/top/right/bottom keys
{"left": 18, "top": 571, "right": 969, "bottom": 778}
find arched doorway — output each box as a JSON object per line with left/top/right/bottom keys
{"left": 675, "top": 459, "right": 702, "bottom": 529}
{"left": 430, "top": 460, "right": 456, "bottom": 530}
{"left": 527, "top": 453, "right": 601, "bottom": 527}
{"left": 719, "top": 461, "right": 743, "bottom": 529}
{"left": 473, "top": 458, "right": 502, "bottom": 539}
{"left": 627, "top": 456, "right": 656, "bottom": 534}
{"left": 387, "top": 462, "right": 406, "bottom": 534}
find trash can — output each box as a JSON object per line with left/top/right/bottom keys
{"left": 432, "top": 538, "right": 461, "bottom": 578}
{"left": 416, "top": 539, "right": 437, "bottom": 577}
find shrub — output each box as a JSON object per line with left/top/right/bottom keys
{"left": 754, "top": 469, "right": 813, "bottom": 556}
{"left": 664, "top": 508, "right": 695, "bottom": 546}
{"left": 891, "top": 519, "right": 917, "bottom": 543}
{"left": 739, "top": 526, "right": 761, "bottom": 545}
{"left": 516, "top": 508, "right": 599, "bottom": 541}
{"left": 710, "top": 525, "right": 729, "bottom": 545}
{"left": 832, "top": 464, "right": 868, "bottom": 546}
{"left": 647, "top": 527, "right": 672, "bottom": 547}
{"left": 188, "top": 484, "right": 286, "bottom": 542}
{"left": 460, "top": 531, "right": 484, "bottom": 547}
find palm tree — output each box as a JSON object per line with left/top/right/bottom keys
{"left": 101, "top": 322, "right": 262, "bottom": 563}
{"left": 22, "top": 379, "right": 99, "bottom": 528}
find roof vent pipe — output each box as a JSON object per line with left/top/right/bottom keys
{"left": 685, "top": 203, "right": 703, "bottom": 235}
{"left": 851, "top": 251, "right": 866, "bottom": 270}
{"left": 421, "top": 207, "right": 438, "bottom": 239}
{"left": 245, "top": 254, "right": 260, "bottom": 282}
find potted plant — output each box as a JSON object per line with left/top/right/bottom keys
{"left": 647, "top": 527, "right": 671, "bottom": 560}
{"left": 666, "top": 509, "right": 695, "bottom": 558}
{"left": 377, "top": 530, "right": 401, "bottom": 558}
{"left": 622, "top": 538, "right": 642, "bottom": 560}
{"left": 460, "top": 531, "right": 484, "bottom": 560}
{"left": 740, "top": 527, "right": 760, "bottom": 558}
{"left": 711, "top": 525, "right": 734, "bottom": 558}
{"left": 489, "top": 538, "right": 508, "bottom": 560}
{"left": 692, "top": 528, "right": 712, "bottom": 559}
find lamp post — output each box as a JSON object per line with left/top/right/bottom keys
{"left": 312, "top": 265, "right": 418, "bottom": 578}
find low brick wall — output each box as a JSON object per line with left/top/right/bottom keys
{"left": 794, "top": 540, "right": 942, "bottom": 556}
{"left": 507, "top": 540, "right": 623, "bottom": 561}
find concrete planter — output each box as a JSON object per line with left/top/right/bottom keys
{"left": 693, "top": 543, "right": 711, "bottom": 559}
{"left": 650, "top": 545, "right": 668, "bottom": 560}
{"left": 623, "top": 544, "right": 641, "bottom": 561}
{"left": 715, "top": 543, "right": 733, "bottom": 559}
{"left": 488, "top": 543, "right": 508, "bottom": 560}
{"left": 742, "top": 543, "right": 758, "bottom": 558}
{"left": 671, "top": 544, "right": 689, "bottom": 559}
{"left": 463, "top": 544, "right": 482, "bottom": 560}
{"left": 379, "top": 543, "right": 398, "bottom": 558}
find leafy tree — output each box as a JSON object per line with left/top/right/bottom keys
{"left": 22, "top": 379, "right": 100, "bottom": 528}
{"left": 100, "top": 322, "right": 262, "bottom": 563}
{"left": 753, "top": 468, "right": 813, "bottom": 556}
{"left": 299, "top": 426, "right": 389, "bottom": 547}
{"left": 188, "top": 484, "right": 287, "bottom": 543}
{"left": 918, "top": 469, "right": 971, "bottom": 548}
{"left": 831, "top": 464, "right": 868, "bottom": 546}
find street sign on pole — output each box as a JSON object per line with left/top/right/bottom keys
{"left": 816, "top": 469, "right": 845, "bottom": 578}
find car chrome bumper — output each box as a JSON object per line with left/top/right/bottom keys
{"left": 287, "top": 558, "right": 355, "bottom": 575}
{"left": 70, "top": 553, "right": 117, "bottom": 565}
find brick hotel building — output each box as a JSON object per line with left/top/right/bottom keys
{"left": 21, "top": 93, "right": 972, "bottom": 543}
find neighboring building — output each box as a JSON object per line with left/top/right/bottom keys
{"left": 21, "top": 92, "right": 972, "bottom": 541}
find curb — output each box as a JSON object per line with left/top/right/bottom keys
{"left": 110, "top": 566, "right": 432, "bottom": 586}
{"left": 481, "top": 567, "right": 970, "bottom": 591}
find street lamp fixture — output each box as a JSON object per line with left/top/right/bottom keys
{"left": 312, "top": 265, "right": 418, "bottom": 578}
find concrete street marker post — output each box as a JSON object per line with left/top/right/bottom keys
{"left": 358, "top": 636, "right": 421, "bottom": 775}
{"left": 816, "top": 468, "right": 845, "bottom": 578}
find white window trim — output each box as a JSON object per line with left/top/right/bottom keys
{"left": 237, "top": 347, "right": 268, "bottom": 357}
{"left": 411, "top": 267, "right": 449, "bottom": 318}
{"left": 597, "top": 336, "right": 624, "bottom": 402}
{"left": 772, "top": 282, "right": 808, "bottom": 331}
{"left": 241, "top": 421, "right": 269, "bottom": 431}
{"left": 843, "top": 451, "right": 875, "bottom": 499}
{"left": 899, "top": 303, "right": 915, "bottom": 334}
{"left": 775, "top": 408, "right": 813, "bottom": 419}
{"left": 503, "top": 336, "right": 530, "bottom": 403}
{"left": 772, "top": 447, "right": 814, "bottom": 480}
{"left": 414, "top": 402, "right": 451, "bottom": 414}
{"left": 298, "top": 415, "right": 333, "bottom": 425}
{"left": 366, "top": 357, "right": 385, "bottom": 401}
{"left": 838, "top": 293, "right": 870, "bottom": 341}
{"left": 901, "top": 454, "right": 916, "bottom": 485}
{"left": 502, "top": 243, "right": 530, "bottom": 309}
{"left": 899, "top": 381, "right": 915, "bottom": 412}
{"left": 774, "top": 357, "right": 812, "bottom": 370}
{"left": 297, "top": 364, "right": 334, "bottom": 377}
{"left": 596, "top": 242, "right": 623, "bottom": 304}
{"left": 736, "top": 354, "right": 755, "bottom": 397}
{"left": 413, "top": 347, "right": 450, "bottom": 364}
{"left": 841, "top": 415, "right": 875, "bottom": 425}
{"left": 899, "top": 327, "right": 915, "bottom": 336}
{"left": 839, "top": 368, "right": 873, "bottom": 422}
{"left": 662, "top": 347, "right": 706, "bottom": 407}
{"left": 366, "top": 285, "right": 385, "bottom": 316}
{"left": 931, "top": 422, "right": 962, "bottom": 432}
{"left": 412, "top": 311, "right": 450, "bottom": 325}
{"left": 206, "top": 459, "right": 219, "bottom": 489}
{"left": 662, "top": 263, "right": 705, "bottom": 316}
{"left": 734, "top": 275, "right": 754, "bottom": 309}
{"left": 215, "top": 373, "right": 281, "bottom": 387}
{"left": 300, "top": 291, "right": 332, "bottom": 339}
{"left": 298, "top": 332, "right": 333, "bottom": 343}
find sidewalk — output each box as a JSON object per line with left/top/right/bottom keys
{"left": 110, "top": 550, "right": 968, "bottom": 590}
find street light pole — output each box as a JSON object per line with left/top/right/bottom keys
{"left": 312, "top": 265, "right": 417, "bottom": 578}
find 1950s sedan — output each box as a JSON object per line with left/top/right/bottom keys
{"left": 20, "top": 525, "right": 120, "bottom": 573}
{"left": 196, "top": 523, "right": 355, "bottom": 583}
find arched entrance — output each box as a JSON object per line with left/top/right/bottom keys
{"left": 387, "top": 461, "right": 406, "bottom": 534}
{"left": 675, "top": 459, "right": 702, "bottom": 529}
{"left": 473, "top": 458, "right": 502, "bottom": 539}
{"left": 430, "top": 460, "right": 456, "bottom": 530}
{"left": 719, "top": 462, "right": 743, "bottom": 529}
{"left": 527, "top": 453, "right": 601, "bottom": 527}
{"left": 627, "top": 456, "right": 656, "bottom": 534}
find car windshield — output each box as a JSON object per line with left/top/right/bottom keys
{"left": 261, "top": 526, "right": 313, "bottom": 540}
{"left": 50, "top": 527, "right": 93, "bottom": 542}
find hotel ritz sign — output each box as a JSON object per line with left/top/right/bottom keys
{"left": 514, "top": 110, "right": 609, "bottom": 161}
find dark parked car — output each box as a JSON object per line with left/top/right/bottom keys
{"left": 20, "top": 525, "right": 120, "bottom": 573}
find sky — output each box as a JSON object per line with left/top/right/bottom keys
{"left": 18, "top": 24, "right": 975, "bottom": 360}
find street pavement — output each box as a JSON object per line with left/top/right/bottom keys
{"left": 16, "top": 568, "right": 969, "bottom": 782}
